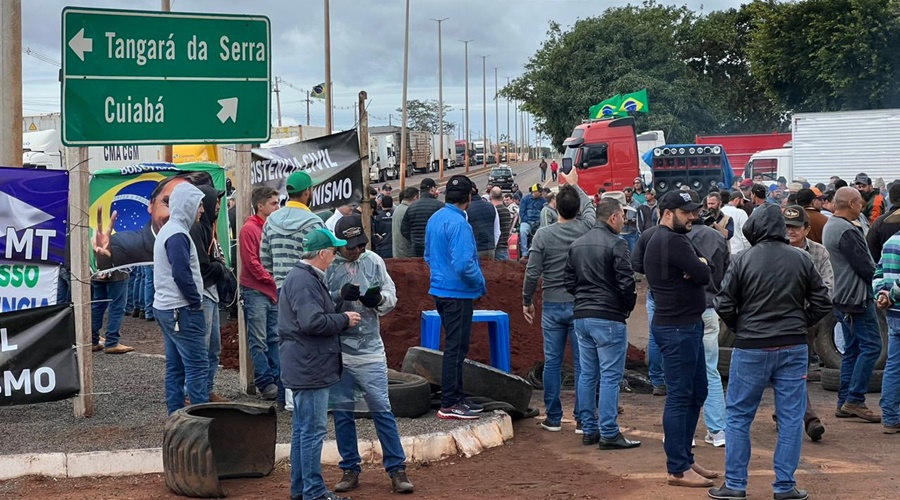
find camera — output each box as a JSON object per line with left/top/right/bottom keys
{"left": 698, "top": 209, "right": 717, "bottom": 227}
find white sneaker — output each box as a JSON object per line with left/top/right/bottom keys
{"left": 705, "top": 430, "right": 726, "bottom": 448}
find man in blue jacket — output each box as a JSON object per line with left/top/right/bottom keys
{"left": 425, "top": 174, "right": 487, "bottom": 420}
{"left": 518, "top": 183, "right": 546, "bottom": 260}
{"left": 280, "top": 228, "right": 361, "bottom": 500}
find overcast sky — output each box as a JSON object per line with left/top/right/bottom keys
{"left": 24, "top": 0, "right": 744, "bottom": 143}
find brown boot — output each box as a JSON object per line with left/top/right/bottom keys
{"left": 105, "top": 344, "right": 135, "bottom": 354}
{"left": 667, "top": 468, "right": 714, "bottom": 488}
{"left": 840, "top": 402, "right": 882, "bottom": 423}
{"left": 208, "top": 393, "right": 230, "bottom": 403}
{"left": 691, "top": 462, "right": 719, "bottom": 479}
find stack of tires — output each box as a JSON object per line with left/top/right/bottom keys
{"left": 717, "top": 312, "right": 887, "bottom": 393}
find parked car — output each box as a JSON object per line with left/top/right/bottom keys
{"left": 488, "top": 165, "right": 515, "bottom": 191}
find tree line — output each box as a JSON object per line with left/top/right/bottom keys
{"left": 501, "top": 0, "right": 900, "bottom": 149}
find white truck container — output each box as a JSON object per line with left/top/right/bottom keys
{"left": 636, "top": 129, "right": 666, "bottom": 182}
{"left": 22, "top": 130, "right": 63, "bottom": 169}
{"left": 473, "top": 139, "right": 491, "bottom": 164}
{"left": 747, "top": 109, "right": 900, "bottom": 185}
{"left": 429, "top": 133, "right": 456, "bottom": 171}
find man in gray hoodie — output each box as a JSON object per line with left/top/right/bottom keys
{"left": 261, "top": 171, "right": 325, "bottom": 289}
{"left": 152, "top": 183, "right": 208, "bottom": 415}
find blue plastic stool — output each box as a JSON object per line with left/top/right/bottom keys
{"left": 420, "top": 310, "right": 511, "bottom": 372}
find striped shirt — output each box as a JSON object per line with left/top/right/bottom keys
{"left": 873, "top": 232, "right": 900, "bottom": 318}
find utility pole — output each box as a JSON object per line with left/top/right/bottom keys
{"left": 0, "top": 0, "right": 22, "bottom": 167}
{"left": 324, "top": 0, "right": 333, "bottom": 133}
{"left": 161, "top": 0, "right": 172, "bottom": 162}
{"left": 514, "top": 99, "right": 519, "bottom": 162}
{"left": 432, "top": 18, "right": 448, "bottom": 179}
{"left": 461, "top": 40, "right": 472, "bottom": 173}
{"left": 306, "top": 90, "right": 311, "bottom": 126}
{"left": 359, "top": 91, "right": 372, "bottom": 244}
{"left": 481, "top": 55, "right": 487, "bottom": 168}
{"left": 399, "top": 0, "right": 411, "bottom": 189}
{"left": 273, "top": 77, "right": 282, "bottom": 127}
{"left": 506, "top": 77, "right": 510, "bottom": 162}
{"left": 494, "top": 67, "right": 499, "bottom": 165}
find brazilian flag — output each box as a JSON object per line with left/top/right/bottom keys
{"left": 619, "top": 89, "right": 649, "bottom": 113}
{"left": 311, "top": 82, "right": 326, "bottom": 99}
{"left": 591, "top": 94, "right": 623, "bottom": 118}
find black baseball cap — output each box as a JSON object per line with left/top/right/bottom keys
{"left": 659, "top": 191, "right": 702, "bottom": 212}
{"left": 783, "top": 205, "right": 809, "bottom": 227}
{"left": 335, "top": 214, "right": 368, "bottom": 247}
{"left": 854, "top": 173, "right": 872, "bottom": 186}
{"left": 420, "top": 178, "right": 437, "bottom": 190}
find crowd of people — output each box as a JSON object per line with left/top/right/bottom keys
{"left": 521, "top": 168, "right": 900, "bottom": 500}
{"left": 89, "top": 159, "right": 899, "bottom": 500}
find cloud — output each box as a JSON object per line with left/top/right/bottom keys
{"left": 24, "top": 0, "right": 743, "bottom": 137}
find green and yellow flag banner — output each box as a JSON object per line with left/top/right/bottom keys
{"left": 590, "top": 94, "right": 623, "bottom": 119}
{"left": 619, "top": 89, "right": 649, "bottom": 113}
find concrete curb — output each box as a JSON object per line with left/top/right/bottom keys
{"left": 0, "top": 411, "right": 513, "bottom": 480}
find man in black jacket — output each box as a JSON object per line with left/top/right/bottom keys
{"left": 372, "top": 196, "right": 394, "bottom": 259}
{"left": 866, "top": 182, "right": 900, "bottom": 263}
{"left": 644, "top": 190, "right": 716, "bottom": 488}
{"left": 823, "top": 187, "right": 882, "bottom": 423}
{"left": 467, "top": 184, "right": 500, "bottom": 259}
{"left": 711, "top": 204, "right": 831, "bottom": 500}
{"left": 564, "top": 198, "right": 640, "bottom": 450}
{"left": 401, "top": 178, "right": 444, "bottom": 257}
{"left": 280, "top": 228, "right": 360, "bottom": 500}
{"left": 189, "top": 185, "right": 229, "bottom": 402}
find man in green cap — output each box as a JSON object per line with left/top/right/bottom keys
{"left": 261, "top": 170, "right": 325, "bottom": 289}
{"left": 281, "top": 227, "right": 361, "bottom": 500}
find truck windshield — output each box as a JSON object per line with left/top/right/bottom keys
{"left": 563, "top": 146, "right": 578, "bottom": 164}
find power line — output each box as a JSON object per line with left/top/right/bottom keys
{"left": 22, "top": 47, "right": 60, "bottom": 67}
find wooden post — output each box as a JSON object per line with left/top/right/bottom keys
{"left": 230, "top": 143, "right": 256, "bottom": 394}
{"left": 358, "top": 91, "right": 372, "bottom": 246}
{"left": 71, "top": 147, "right": 93, "bottom": 417}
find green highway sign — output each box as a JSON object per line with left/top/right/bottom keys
{"left": 61, "top": 7, "right": 271, "bottom": 146}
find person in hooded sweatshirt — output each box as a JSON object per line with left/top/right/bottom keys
{"left": 260, "top": 171, "right": 325, "bottom": 289}
{"left": 153, "top": 182, "right": 208, "bottom": 415}
{"left": 189, "top": 184, "right": 229, "bottom": 403}
{"left": 325, "top": 214, "right": 414, "bottom": 495}
{"left": 711, "top": 204, "right": 831, "bottom": 500}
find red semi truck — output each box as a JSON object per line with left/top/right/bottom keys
{"left": 694, "top": 132, "right": 791, "bottom": 177}
{"left": 561, "top": 117, "right": 640, "bottom": 195}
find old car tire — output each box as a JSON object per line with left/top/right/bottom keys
{"left": 386, "top": 370, "right": 432, "bottom": 418}
{"left": 815, "top": 311, "right": 888, "bottom": 370}
{"left": 163, "top": 403, "right": 277, "bottom": 498}
{"left": 401, "top": 346, "right": 533, "bottom": 414}
{"left": 717, "top": 347, "right": 732, "bottom": 380}
{"left": 820, "top": 367, "right": 883, "bottom": 393}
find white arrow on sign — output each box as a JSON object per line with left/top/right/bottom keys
{"left": 68, "top": 28, "right": 93, "bottom": 62}
{"left": 0, "top": 191, "right": 54, "bottom": 231}
{"left": 217, "top": 97, "right": 239, "bottom": 123}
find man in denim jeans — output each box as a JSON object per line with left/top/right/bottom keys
{"left": 823, "top": 187, "right": 882, "bottom": 422}
{"left": 686, "top": 191, "right": 730, "bottom": 449}
{"left": 327, "top": 215, "right": 414, "bottom": 495}
{"left": 712, "top": 204, "right": 831, "bottom": 500}
{"left": 91, "top": 270, "right": 134, "bottom": 354}
{"left": 643, "top": 191, "right": 715, "bottom": 488}
{"left": 152, "top": 183, "right": 208, "bottom": 415}
{"left": 280, "top": 228, "right": 360, "bottom": 500}
{"left": 523, "top": 168, "right": 595, "bottom": 434}
{"left": 564, "top": 197, "right": 640, "bottom": 450}
{"left": 239, "top": 187, "right": 282, "bottom": 405}
{"left": 632, "top": 225, "right": 666, "bottom": 396}
{"left": 873, "top": 208, "right": 900, "bottom": 434}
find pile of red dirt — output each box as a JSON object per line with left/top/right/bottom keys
{"left": 220, "top": 257, "right": 645, "bottom": 376}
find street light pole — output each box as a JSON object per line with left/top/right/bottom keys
{"left": 324, "top": 0, "right": 333, "bottom": 134}
{"left": 481, "top": 55, "right": 487, "bottom": 168}
{"left": 399, "top": 0, "right": 411, "bottom": 189}
{"left": 494, "top": 66, "right": 499, "bottom": 165}
{"left": 461, "top": 40, "right": 472, "bottom": 173}
{"left": 506, "top": 76, "right": 510, "bottom": 162}
{"left": 432, "top": 18, "right": 448, "bottom": 179}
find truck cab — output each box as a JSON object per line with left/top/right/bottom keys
{"left": 745, "top": 147, "right": 792, "bottom": 186}
{"left": 561, "top": 117, "right": 639, "bottom": 194}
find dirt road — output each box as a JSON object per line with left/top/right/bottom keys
{"left": 4, "top": 382, "right": 898, "bottom": 499}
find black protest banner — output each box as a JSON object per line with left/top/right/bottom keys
{"left": 251, "top": 130, "right": 363, "bottom": 212}
{"left": 0, "top": 304, "right": 78, "bottom": 406}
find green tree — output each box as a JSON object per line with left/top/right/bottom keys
{"left": 679, "top": 3, "right": 787, "bottom": 133}
{"left": 502, "top": 2, "right": 729, "bottom": 149}
{"left": 748, "top": 0, "right": 900, "bottom": 112}
{"left": 396, "top": 99, "right": 456, "bottom": 134}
